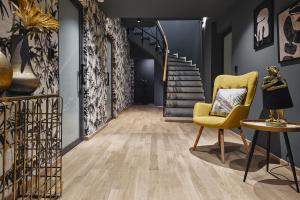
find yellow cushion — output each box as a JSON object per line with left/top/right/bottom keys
{"left": 193, "top": 116, "right": 226, "bottom": 128}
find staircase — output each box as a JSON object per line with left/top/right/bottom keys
{"left": 164, "top": 53, "right": 205, "bottom": 118}
{"left": 127, "top": 21, "right": 205, "bottom": 119}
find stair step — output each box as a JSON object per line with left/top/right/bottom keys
{"left": 168, "top": 71, "right": 200, "bottom": 76}
{"left": 166, "top": 100, "right": 199, "bottom": 108}
{"left": 168, "top": 54, "right": 178, "bottom": 58}
{"left": 169, "top": 66, "right": 198, "bottom": 71}
{"left": 168, "top": 61, "right": 193, "bottom": 66}
{"left": 165, "top": 108, "right": 194, "bottom": 117}
{"left": 168, "top": 81, "right": 203, "bottom": 87}
{"left": 168, "top": 57, "right": 186, "bottom": 62}
{"left": 167, "top": 93, "right": 205, "bottom": 100}
{"left": 168, "top": 76, "right": 201, "bottom": 81}
{"left": 167, "top": 87, "right": 204, "bottom": 93}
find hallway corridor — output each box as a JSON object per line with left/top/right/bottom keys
{"left": 62, "top": 106, "right": 300, "bottom": 200}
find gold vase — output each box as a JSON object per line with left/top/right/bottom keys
{"left": 8, "top": 35, "right": 40, "bottom": 95}
{"left": 0, "top": 51, "right": 13, "bottom": 95}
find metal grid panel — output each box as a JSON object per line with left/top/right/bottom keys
{"left": 0, "top": 95, "right": 62, "bottom": 200}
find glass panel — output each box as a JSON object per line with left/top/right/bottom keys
{"left": 59, "top": 0, "right": 80, "bottom": 148}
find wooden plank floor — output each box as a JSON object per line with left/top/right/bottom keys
{"left": 62, "top": 106, "right": 300, "bottom": 200}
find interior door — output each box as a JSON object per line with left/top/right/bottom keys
{"left": 106, "top": 40, "right": 112, "bottom": 120}
{"left": 59, "top": 0, "right": 81, "bottom": 148}
{"left": 223, "top": 32, "right": 232, "bottom": 75}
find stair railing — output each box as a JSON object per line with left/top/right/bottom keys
{"left": 156, "top": 21, "right": 169, "bottom": 82}
{"left": 128, "top": 21, "right": 168, "bottom": 81}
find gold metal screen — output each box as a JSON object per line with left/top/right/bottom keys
{"left": 0, "top": 95, "right": 62, "bottom": 200}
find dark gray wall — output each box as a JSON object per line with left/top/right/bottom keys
{"left": 203, "top": 0, "right": 300, "bottom": 166}
{"left": 160, "top": 20, "right": 203, "bottom": 66}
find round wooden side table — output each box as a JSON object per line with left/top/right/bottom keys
{"left": 240, "top": 119, "right": 300, "bottom": 193}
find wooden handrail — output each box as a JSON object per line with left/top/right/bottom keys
{"left": 157, "top": 21, "right": 169, "bottom": 82}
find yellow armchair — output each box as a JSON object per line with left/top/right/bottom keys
{"left": 192, "top": 71, "right": 258, "bottom": 163}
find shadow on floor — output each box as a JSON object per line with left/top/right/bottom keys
{"left": 253, "top": 170, "right": 300, "bottom": 195}
{"left": 190, "top": 142, "right": 278, "bottom": 172}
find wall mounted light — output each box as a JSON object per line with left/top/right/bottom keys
{"left": 137, "top": 18, "right": 141, "bottom": 23}
{"left": 202, "top": 17, "right": 208, "bottom": 29}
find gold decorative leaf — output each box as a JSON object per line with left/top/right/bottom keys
{"left": 11, "top": 0, "right": 59, "bottom": 31}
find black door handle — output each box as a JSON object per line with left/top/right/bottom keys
{"left": 106, "top": 72, "right": 109, "bottom": 86}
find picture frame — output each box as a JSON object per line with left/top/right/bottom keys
{"left": 277, "top": 2, "right": 300, "bottom": 63}
{"left": 254, "top": 0, "right": 274, "bottom": 51}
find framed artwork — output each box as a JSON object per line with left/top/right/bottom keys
{"left": 254, "top": 0, "right": 274, "bottom": 51}
{"left": 278, "top": 2, "right": 300, "bottom": 63}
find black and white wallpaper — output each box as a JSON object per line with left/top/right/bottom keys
{"left": 82, "top": 1, "right": 134, "bottom": 136}
{"left": 0, "top": 0, "right": 134, "bottom": 137}
{"left": 0, "top": 0, "right": 58, "bottom": 196}
{"left": 0, "top": 0, "right": 59, "bottom": 95}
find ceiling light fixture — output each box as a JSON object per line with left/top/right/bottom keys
{"left": 137, "top": 18, "right": 141, "bottom": 23}
{"left": 202, "top": 17, "right": 208, "bottom": 29}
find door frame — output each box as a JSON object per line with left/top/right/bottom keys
{"left": 105, "top": 37, "right": 114, "bottom": 121}
{"left": 105, "top": 36, "right": 114, "bottom": 120}
{"left": 221, "top": 27, "right": 232, "bottom": 75}
{"left": 60, "top": 0, "right": 84, "bottom": 154}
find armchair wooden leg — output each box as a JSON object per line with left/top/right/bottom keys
{"left": 193, "top": 126, "right": 204, "bottom": 151}
{"left": 219, "top": 129, "right": 225, "bottom": 163}
{"left": 239, "top": 128, "right": 249, "bottom": 153}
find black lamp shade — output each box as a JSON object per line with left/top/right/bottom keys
{"left": 263, "top": 86, "right": 293, "bottom": 109}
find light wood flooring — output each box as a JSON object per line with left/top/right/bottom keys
{"left": 62, "top": 106, "right": 300, "bottom": 200}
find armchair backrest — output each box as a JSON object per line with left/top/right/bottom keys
{"left": 212, "top": 71, "right": 259, "bottom": 106}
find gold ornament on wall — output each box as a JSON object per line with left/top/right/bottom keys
{"left": 11, "top": 0, "right": 59, "bottom": 32}
{"left": 7, "top": 0, "right": 60, "bottom": 95}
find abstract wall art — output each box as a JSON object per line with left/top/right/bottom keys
{"left": 278, "top": 2, "right": 300, "bottom": 63}
{"left": 254, "top": 0, "right": 274, "bottom": 51}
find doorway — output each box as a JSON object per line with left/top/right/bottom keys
{"left": 105, "top": 40, "right": 113, "bottom": 121}
{"left": 223, "top": 31, "right": 232, "bottom": 75}
{"left": 134, "top": 59, "right": 155, "bottom": 105}
{"left": 59, "top": 0, "right": 83, "bottom": 149}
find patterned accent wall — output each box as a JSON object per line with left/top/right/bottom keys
{"left": 0, "top": 0, "right": 59, "bottom": 95}
{"left": 0, "top": 0, "right": 58, "bottom": 197}
{"left": 82, "top": 1, "right": 134, "bottom": 136}
{"left": 0, "top": 0, "right": 133, "bottom": 136}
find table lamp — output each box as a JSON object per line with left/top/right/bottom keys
{"left": 262, "top": 66, "right": 293, "bottom": 127}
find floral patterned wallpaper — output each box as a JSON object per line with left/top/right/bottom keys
{"left": 0, "top": 0, "right": 59, "bottom": 95}
{"left": 82, "top": 1, "right": 134, "bottom": 136}
{"left": 0, "top": 0, "right": 58, "bottom": 196}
